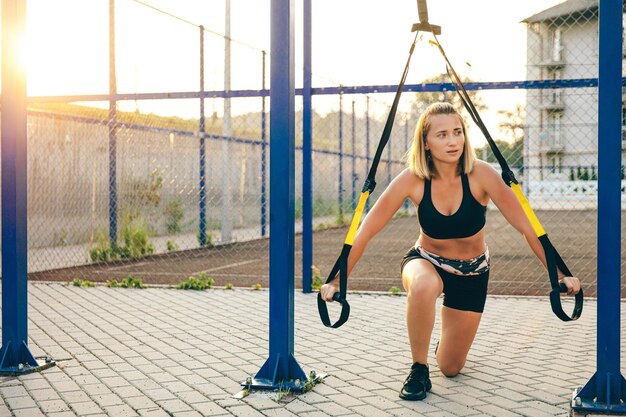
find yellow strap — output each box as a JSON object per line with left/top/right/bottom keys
{"left": 344, "top": 191, "right": 370, "bottom": 245}
{"left": 510, "top": 183, "right": 546, "bottom": 237}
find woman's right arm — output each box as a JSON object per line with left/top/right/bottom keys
{"left": 320, "top": 168, "right": 416, "bottom": 301}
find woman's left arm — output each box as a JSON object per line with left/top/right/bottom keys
{"left": 478, "top": 162, "right": 581, "bottom": 295}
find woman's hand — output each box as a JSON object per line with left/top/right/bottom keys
{"left": 320, "top": 280, "right": 340, "bottom": 302}
{"left": 559, "top": 276, "right": 581, "bottom": 296}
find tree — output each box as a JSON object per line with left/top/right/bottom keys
{"left": 474, "top": 104, "right": 525, "bottom": 167}
{"left": 409, "top": 73, "right": 487, "bottom": 119}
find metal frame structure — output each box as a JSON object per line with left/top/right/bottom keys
{"left": 2, "top": 1, "right": 625, "bottom": 403}
{"left": 244, "top": 0, "right": 308, "bottom": 390}
{"left": 0, "top": 0, "right": 55, "bottom": 375}
{"left": 572, "top": 0, "right": 626, "bottom": 413}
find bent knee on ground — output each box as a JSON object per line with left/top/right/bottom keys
{"left": 437, "top": 358, "right": 466, "bottom": 377}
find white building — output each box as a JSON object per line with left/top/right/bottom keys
{"left": 523, "top": 0, "right": 625, "bottom": 186}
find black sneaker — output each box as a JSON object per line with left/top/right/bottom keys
{"left": 399, "top": 362, "right": 432, "bottom": 401}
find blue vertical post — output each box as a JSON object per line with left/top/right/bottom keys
{"left": 338, "top": 92, "right": 344, "bottom": 221}
{"left": 302, "top": 0, "right": 312, "bottom": 293}
{"left": 365, "top": 96, "right": 371, "bottom": 213}
{"left": 261, "top": 50, "right": 268, "bottom": 237}
{"left": 108, "top": 0, "right": 118, "bottom": 248}
{"left": 351, "top": 101, "right": 356, "bottom": 210}
{"left": 198, "top": 25, "right": 207, "bottom": 247}
{"left": 0, "top": 0, "right": 54, "bottom": 375}
{"left": 247, "top": 0, "right": 307, "bottom": 391}
{"left": 572, "top": 0, "right": 626, "bottom": 413}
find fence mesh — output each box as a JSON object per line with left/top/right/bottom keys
{"left": 15, "top": 1, "right": 625, "bottom": 298}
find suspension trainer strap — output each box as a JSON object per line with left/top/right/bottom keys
{"left": 431, "top": 35, "right": 582, "bottom": 322}
{"left": 317, "top": 31, "right": 421, "bottom": 328}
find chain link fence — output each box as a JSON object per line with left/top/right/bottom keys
{"left": 19, "top": 0, "right": 625, "bottom": 298}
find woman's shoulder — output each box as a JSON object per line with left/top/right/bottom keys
{"left": 397, "top": 167, "right": 425, "bottom": 185}
{"left": 469, "top": 159, "right": 499, "bottom": 179}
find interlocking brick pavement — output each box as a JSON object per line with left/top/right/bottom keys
{"left": 0, "top": 283, "right": 622, "bottom": 416}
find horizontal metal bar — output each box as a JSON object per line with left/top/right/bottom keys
{"left": 26, "top": 78, "right": 622, "bottom": 103}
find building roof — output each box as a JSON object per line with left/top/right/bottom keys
{"left": 522, "top": 0, "right": 598, "bottom": 23}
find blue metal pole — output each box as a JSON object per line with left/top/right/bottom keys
{"left": 0, "top": 0, "right": 53, "bottom": 375}
{"left": 108, "top": 0, "right": 118, "bottom": 249}
{"left": 261, "top": 50, "right": 268, "bottom": 237}
{"left": 351, "top": 101, "right": 356, "bottom": 210}
{"left": 365, "top": 96, "right": 371, "bottom": 213}
{"left": 338, "top": 92, "right": 344, "bottom": 222}
{"left": 249, "top": 0, "right": 306, "bottom": 391}
{"left": 302, "top": 0, "right": 312, "bottom": 293}
{"left": 573, "top": 0, "right": 626, "bottom": 413}
{"left": 199, "top": 25, "right": 207, "bottom": 247}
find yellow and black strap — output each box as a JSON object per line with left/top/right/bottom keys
{"left": 318, "top": 0, "right": 442, "bottom": 328}
{"left": 432, "top": 35, "right": 583, "bottom": 321}
{"left": 317, "top": 28, "right": 425, "bottom": 328}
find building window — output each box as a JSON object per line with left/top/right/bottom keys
{"left": 547, "top": 113, "right": 562, "bottom": 146}
{"left": 551, "top": 27, "right": 562, "bottom": 62}
{"left": 550, "top": 155, "right": 562, "bottom": 174}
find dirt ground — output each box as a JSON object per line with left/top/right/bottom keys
{"left": 29, "top": 209, "right": 626, "bottom": 300}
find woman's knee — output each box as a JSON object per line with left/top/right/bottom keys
{"left": 406, "top": 274, "right": 441, "bottom": 301}
{"left": 437, "top": 357, "right": 465, "bottom": 377}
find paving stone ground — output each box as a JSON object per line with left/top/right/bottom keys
{"left": 0, "top": 283, "right": 622, "bottom": 416}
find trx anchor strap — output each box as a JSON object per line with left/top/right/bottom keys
{"left": 318, "top": 0, "right": 438, "bottom": 328}
{"left": 431, "top": 35, "right": 583, "bottom": 321}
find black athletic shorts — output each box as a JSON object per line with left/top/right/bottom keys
{"left": 400, "top": 246, "right": 490, "bottom": 313}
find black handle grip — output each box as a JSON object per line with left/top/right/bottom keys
{"left": 332, "top": 293, "right": 342, "bottom": 302}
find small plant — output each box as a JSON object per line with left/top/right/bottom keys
{"left": 311, "top": 265, "right": 323, "bottom": 291}
{"left": 164, "top": 198, "right": 184, "bottom": 234}
{"left": 89, "top": 217, "right": 155, "bottom": 263}
{"left": 225, "top": 283, "right": 234, "bottom": 290}
{"left": 72, "top": 279, "right": 95, "bottom": 287}
{"left": 178, "top": 272, "right": 215, "bottom": 290}
{"left": 120, "top": 218, "right": 155, "bottom": 258}
{"left": 53, "top": 229, "right": 69, "bottom": 246}
{"left": 107, "top": 275, "right": 145, "bottom": 289}
{"left": 388, "top": 286, "right": 402, "bottom": 296}
{"left": 197, "top": 231, "right": 215, "bottom": 247}
{"left": 166, "top": 240, "right": 178, "bottom": 252}
{"left": 252, "top": 283, "right": 262, "bottom": 290}
{"left": 276, "top": 384, "right": 291, "bottom": 402}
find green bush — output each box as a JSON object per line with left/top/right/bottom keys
{"left": 72, "top": 279, "right": 95, "bottom": 287}
{"left": 164, "top": 198, "right": 184, "bottom": 234}
{"left": 178, "top": 272, "right": 215, "bottom": 290}
{"left": 107, "top": 275, "right": 145, "bottom": 289}
{"left": 311, "top": 265, "right": 323, "bottom": 291}
{"left": 388, "top": 286, "right": 402, "bottom": 296}
{"left": 197, "top": 231, "right": 215, "bottom": 247}
{"left": 89, "top": 217, "right": 155, "bottom": 263}
{"left": 166, "top": 240, "right": 178, "bottom": 252}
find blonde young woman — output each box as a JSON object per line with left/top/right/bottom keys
{"left": 320, "top": 102, "right": 581, "bottom": 401}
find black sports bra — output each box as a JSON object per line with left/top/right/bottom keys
{"left": 418, "top": 173, "right": 486, "bottom": 239}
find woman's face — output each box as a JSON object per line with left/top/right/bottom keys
{"left": 424, "top": 113, "right": 465, "bottom": 163}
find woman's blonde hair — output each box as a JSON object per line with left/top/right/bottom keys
{"left": 405, "top": 102, "right": 476, "bottom": 179}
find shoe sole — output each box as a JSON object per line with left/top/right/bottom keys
{"left": 399, "top": 379, "right": 432, "bottom": 401}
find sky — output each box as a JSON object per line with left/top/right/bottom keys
{"left": 23, "top": 0, "right": 569, "bottom": 144}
